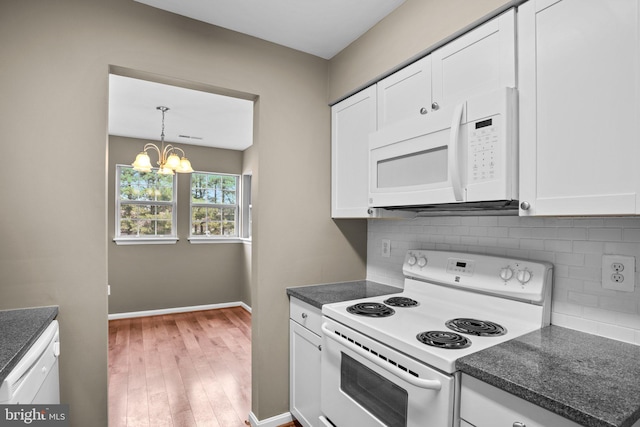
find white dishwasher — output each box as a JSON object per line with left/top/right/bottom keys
{"left": 0, "top": 320, "right": 60, "bottom": 404}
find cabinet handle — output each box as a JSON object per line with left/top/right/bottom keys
{"left": 513, "top": 423, "right": 526, "bottom": 427}
{"left": 431, "top": 102, "right": 440, "bottom": 110}
{"left": 449, "top": 103, "right": 465, "bottom": 202}
{"left": 520, "top": 201, "right": 531, "bottom": 210}
{"left": 301, "top": 313, "right": 308, "bottom": 319}
{"left": 317, "top": 344, "right": 322, "bottom": 351}
{"left": 420, "top": 107, "right": 428, "bottom": 115}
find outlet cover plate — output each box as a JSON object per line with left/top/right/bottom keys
{"left": 381, "top": 239, "right": 391, "bottom": 258}
{"left": 602, "top": 255, "right": 635, "bottom": 292}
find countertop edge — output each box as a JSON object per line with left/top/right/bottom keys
{"left": 286, "top": 280, "right": 403, "bottom": 309}
{"left": 456, "top": 325, "right": 640, "bottom": 427}
{"left": 457, "top": 362, "right": 615, "bottom": 427}
{"left": 0, "top": 306, "right": 59, "bottom": 384}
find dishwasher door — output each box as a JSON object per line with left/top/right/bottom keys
{"left": 0, "top": 320, "right": 60, "bottom": 404}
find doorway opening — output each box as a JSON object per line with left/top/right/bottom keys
{"left": 106, "top": 66, "right": 256, "bottom": 426}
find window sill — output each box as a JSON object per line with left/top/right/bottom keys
{"left": 113, "top": 237, "right": 178, "bottom": 245}
{"left": 188, "top": 237, "right": 246, "bottom": 244}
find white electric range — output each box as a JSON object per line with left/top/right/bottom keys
{"left": 320, "top": 249, "right": 553, "bottom": 427}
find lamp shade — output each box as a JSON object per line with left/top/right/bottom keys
{"left": 166, "top": 152, "right": 181, "bottom": 170}
{"left": 157, "top": 165, "right": 175, "bottom": 175}
{"left": 132, "top": 152, "right": 152, "bottom": 172}
{"left": 177, "top": 157, "right": 194, "bottom": 173}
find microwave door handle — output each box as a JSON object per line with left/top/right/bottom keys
{"left": 321, "top": 323, "right": 442, "bottom": 391}
{"left": 449, "top": 103, "right": 465, "bottom": 201}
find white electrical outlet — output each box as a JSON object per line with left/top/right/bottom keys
{"left": 602, "top": 255, "right": 635, "bottom": 292}
{"left": 381, "top": 239, "right": 391, "bottom": 258}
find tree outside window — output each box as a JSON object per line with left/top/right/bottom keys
{"left": 190, "top": 172, "right": 239, "bottom": 238}
{"left": 116, "top": 165, "right": 177, "bottom": 238}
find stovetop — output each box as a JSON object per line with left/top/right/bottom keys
{"left": 321, "top": 250, "right": 553, "bottom": 374}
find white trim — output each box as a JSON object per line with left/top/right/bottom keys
{"left": 113, "top": 237, "right": 178, "bottom": 245}
{"left": 108, "top": 301, "right": 252, "bottom": 320}
{"left": 188, "top": 237, "right": 244, "bottom": 244}
{"left": 248, "top": 411, "right": 293, "bottom": 427}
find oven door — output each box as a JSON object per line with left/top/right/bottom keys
{"left": 320, "top": 318, "right": 455, "bottom": 427}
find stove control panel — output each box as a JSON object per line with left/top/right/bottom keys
{"left": 446, "top": 258, "right": 475, "bottom": 276}
{"left": 403, "top": 250, "right": 553, "bottom": 304}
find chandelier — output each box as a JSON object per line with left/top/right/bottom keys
{"left": 131, "top": 106, "right": 194, "bottom": 175}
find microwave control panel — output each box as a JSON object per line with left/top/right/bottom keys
{"left": 468, "top": 115, "right": 500, "bottom": 183}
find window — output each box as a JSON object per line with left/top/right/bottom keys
{"left": 190, "top": 172, "right": 239, "bottom": 239}
{"left": 115, "top": 165, "right": 177, "bottom": 244}
{"left": 241, "top": 174, "right": 252, "bottom": 239}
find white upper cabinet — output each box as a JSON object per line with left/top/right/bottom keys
{"left": 431, "top": 9, "right": 516, "bottom": 108}
{"left": 331, "top": 9, "right": 516, "bottom": 218}
{"left": 331, "top": 86, "right": 377, "bottom": 218}
{"left": 518, "top": 0, "right": 640, "bottom": 216}
{"left": 376, "top": 9, "right": 516, "bottom": 130}
{"left": 377, "top": 55, "right": 432, "bottom": 129}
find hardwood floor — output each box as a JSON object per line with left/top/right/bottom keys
{"left": 108, "top": 307, "right": 252, "bottom": 427}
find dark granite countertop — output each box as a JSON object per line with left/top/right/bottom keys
{"left": 0, "top": 306, "right": 59, "bottom": 384}
{"left": 286, "top": 280, "right": 403, "bottom": 309}
{"left": 457, "top": 325, "right": 640, "bottom": 427}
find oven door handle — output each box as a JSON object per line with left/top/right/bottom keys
{"left": 322, "top": 323, "right": 442, "bottom": 391}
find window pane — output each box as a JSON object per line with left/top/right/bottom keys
{"left": 119, "top": 167, "right": 173, "bottom": 202}
{"left": 120, "top": 203, "right": 173, "bottom": 236}
{"left": 222, "top": 207, "right": 237, "bottom": 236}
{"left": 189, "top": 172, "right": 239, "bottom": 237}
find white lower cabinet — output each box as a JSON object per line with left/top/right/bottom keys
{"left": 460, "top": 374, "right": 581, "bottom": 427}
{"left": 289, "top": 298, "right": 322, "bottom": 427}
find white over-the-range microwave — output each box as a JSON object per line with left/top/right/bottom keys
{"left": 368, "top": 87, "right": 518, "bottom": 212}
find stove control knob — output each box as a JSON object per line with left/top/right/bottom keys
{"left": 516, "top": 269, "right": 532, "bottom": 284}
{"left": 499, "top": 267, "right": 514, "bottom": 281}
{"left": 407, "top": 256, "right": 417, "bottom": 266}
{"left": 417, "top": 257, "right": 427, "bottom": 268}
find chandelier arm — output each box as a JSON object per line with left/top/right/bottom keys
{"left": 171, "top": 147, "right": 186, "bottom": 157}
{"left": 161, "top": 144, "right": 176, "bottom": 161}
{"left": 142, "top": 143, "right": 162, "bottom": 157}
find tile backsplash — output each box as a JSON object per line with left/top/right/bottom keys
{"left": 367, "top": 215, "right": 640, "bottom": 345}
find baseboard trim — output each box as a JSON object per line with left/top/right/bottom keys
{"left": 248, "top": 411, "right": 293, "bottom": 427}
{"left": 108, "top": 301, "right": 252, "bottom": 320}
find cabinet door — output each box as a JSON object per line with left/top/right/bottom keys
{"left": 289, "top": 320, "right": 322, "bottom": 427}
{"left": 377, "top": 55, "right": 432, "bottom": 128}
{"left": 518, "top": 0, "right": 640, "bottom": 216}
{"left": 432, "top": 9, "right": 516, "bottom": 110}
{"left": 331, "top": 86, "right": 377, "bottom": 218}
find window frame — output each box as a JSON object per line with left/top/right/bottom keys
{"left": 113, "top": 164, "right": 178, "bottom": 245}
{"left": 188, "top": 171, "right": 242, "bottom": 243}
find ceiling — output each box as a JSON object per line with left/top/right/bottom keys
{"left": 134, "top": 0, "right": 407, "bottom": 60}
{"left": 108, "top": 75, "right": 254, "bottom": 151}
{"left": 109, "top": 0, "right": 406, "bottom": 151}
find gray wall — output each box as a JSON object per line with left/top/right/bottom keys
{"left": 0, "top": 0, "right": 366, "bottom": 424}
{"left": 108, "top": 136, "right": 248, "bottom": 314}
{"left": 0, "top": 0, "right": 524, "bottom": 423}
{"left": 328, "top": 0, "right": 511, "bottom": 102}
